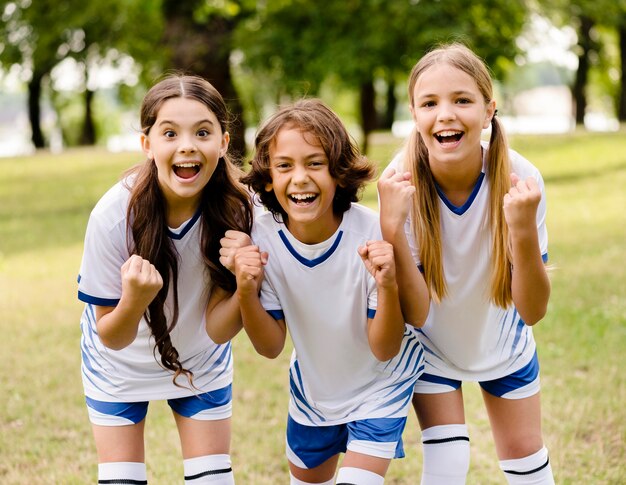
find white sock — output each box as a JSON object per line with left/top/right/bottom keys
{"left": 421, "top": 424, "right": 470, "bottom": 485}
{"left": 183, "top": 454, "right": 234, "bottom": 484}
{"left": 336, "top": 467, "right": 384, "bottom": 485}
{"left": 289, "top": 473, "right": 334, "bottom": 485}
{"left": 98, "top": 461, "right": 147, "bottom": 484}
{"left": 499, "top": 447, "right": 554, "bottom": 484}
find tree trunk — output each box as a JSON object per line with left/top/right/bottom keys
{"left": 380, "top": 79, "right": 396, "bottom": 130}
{"left": 161, "top": 1, "right": 246, "bottom": 163}
{"left": 618, "top": 22, "right": 626, "bottom": 122}
{"left": 572, "top": 16, "right": 594, "bottom": 126}
{"left": 28, "top": 71, "right": 46, "bottom": 148}
{"left": 359, "top": 79, "right": 377, "bottom": 154}
{"left": 80, "top": 88, "right": 96, "bottom": 145}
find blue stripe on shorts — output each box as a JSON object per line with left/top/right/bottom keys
{"left": 479, "top": 351, "right": 539, "bottom": 397}
{"left": 85, "top": 397, "right": 148, "bottom": 424}
{"left": 168, "top": 384, "right": 232, "bottom": 417}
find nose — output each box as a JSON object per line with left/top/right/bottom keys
{"left": 292, "top": 164, "right": 309, "bottom": 184}
{"left": 178, "top": 134, "right": 197, "bottom": 153}
{"left": 437, "top": 102, "right": 456, "bottom": 122}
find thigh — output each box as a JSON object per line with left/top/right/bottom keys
{"left": 173, "top": 412, "right": 231, "bottom": 459}
{"left": 481, "top": 389, "right": 544, "bottom": 460}
{"left": 412, "top": 387, "right": 466, "bottom": 430}
{"left": 91, "top": 421, "right": 146, "bottom": 463}
{"left": 289, "top": 456, "right": 340, "bottom": 484}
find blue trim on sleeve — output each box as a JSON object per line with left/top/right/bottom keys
{"left": 367, "top": 308, "right": 376, "bottom": 319}
{"left": 542, "top": 252, "right": 548, "bottom": 263}
{"left": 267, "top": 309, "right": 284, "bottom": 320}
{"left": 278, "top": 229, "right": 343, "bottom": 268}
{"left": 436, "top": 172, "right": 485, "bottom": 215}
{"left": 78, "top": 291, "right": 119, "bottom": 306}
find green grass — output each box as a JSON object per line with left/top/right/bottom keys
{"left": 0, "top": 132, "right": 624, "bottom": 484}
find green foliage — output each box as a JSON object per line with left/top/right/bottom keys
{"left": 1, "top": 132, "right": 624, "bottom": 483}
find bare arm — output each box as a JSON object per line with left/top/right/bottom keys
{"left": 95, "top": 254, "right": 163, "bottom": 350}
{"left": 234, "top": 241, "right": 287, "bottom": 359}
{"left": 378, "top": 169, "right": 430, "bottom": 327}
{"left": 359, "top": 240, "right": 406, "bottom": 361}
{"left": 204, "top": 286, "right": 243, "bottom": 344}
{"left": 505, "top": 174, "right": 551, "bottom": 325}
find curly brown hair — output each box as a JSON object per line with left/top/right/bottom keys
{"left": 242, "top": 99, "right": 375, "bottom": 221}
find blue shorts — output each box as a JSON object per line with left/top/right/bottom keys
{"left": 86, "top": 384, "right": 232, "bottom": 426}
{"left": 414, "top": 352, "right": 540, "bottom": 400}
{"left": 286, "top": 415, "right": 407, "bottom": 469}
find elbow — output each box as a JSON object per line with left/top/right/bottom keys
{"left": 98, "top": 335, "right": 132, "bottom": 351}
{"left": 372, "top": 342, "right": 402, "bottom": 362}
{"left": 255, "top": 343, "right": 284, "bottom": 359}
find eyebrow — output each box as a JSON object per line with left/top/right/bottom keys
{"left": 156, "top": 119, "right": 216, "bottom": 127}
{"left": 417, "top": 90, "right": 476, "bottom": 99}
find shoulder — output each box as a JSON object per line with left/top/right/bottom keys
{"left": 342, "top": 203, "right": 381, "bottom": 238}
{"left": 507, "top": 147, "right": 543, "bottom": 181}
{"left": 87, "top": 180, "right": 131, "bottom": 233}
{"left": 251, "top": 210, "right": 281, "bottom": 241}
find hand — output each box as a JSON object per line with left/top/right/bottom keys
{"left": 234, "top": 245, "right": 268, "bottom": 296}
{"left": 220, "top": 230, "right": 253, "bottom": 273}
{"left": 503, "top": 173, "right": 541, "bottom": 237}
{"left": 378, "top": 169, "right": 415, "bottom": 234}
{"left": 358, "top": 240, "right": 397, "bottom": 288}
{"left": 120, "top": 254, "right": 163, "bottom": 309}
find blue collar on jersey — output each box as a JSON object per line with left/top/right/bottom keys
{"left": 435, "top": 172, "right": 485, "bottom": 215}
{"left": 278, "top": 229, "right": 343, "bottom": 268}
{"left": 167, "top": 207, "right": 202, "bottom": 240}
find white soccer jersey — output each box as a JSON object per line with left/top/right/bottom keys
{"left": 77, "top": 180, "right": 233, "bottom": 402}
{"left": 252, "top": 204, "right": 424, "bottom": 426}
{"left": 385, "top": 143, "right": 548, "bottom": 381}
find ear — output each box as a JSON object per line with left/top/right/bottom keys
{"left": 141, "top": 133, "right": 153, "bottom": 159}
{"left": 484, "top": 100, "right": 496, "bottom": 129}
{"left": 264, "top": 182, "right": 273, "bottom": 192}
{"left": 220, "top": 131, "right": 230, "bottom": 158}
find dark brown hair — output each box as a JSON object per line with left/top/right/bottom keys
{"left": 124, "top": 74, "right": 252, "bottom": 386}
{"left": 242, "top": 99, "right": 375, "bottom": 220}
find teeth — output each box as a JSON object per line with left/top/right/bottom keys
{"left": 291, "top": 193, "right": 316, "bottom": 200}
{"left": 174, "top": 162, "right": 200, "bottom": 168}
{"left": 437, "top": 131, "right": 461, "bottom": 137}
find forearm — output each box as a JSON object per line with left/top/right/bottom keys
{"left": 368, "top": 283, "right": 406, "bottom": 361}
{"left": 96, "top": 300, "right": 145, "bottom": 350}
{"left": 238, "top": 291, "right": 286, "bottom": 358}
{"left": 510, "top": 230, "right": 550, "bottom": 325}
{"left": 205, "top": 288, "right": 243, "bottom": 344}
{"left": 381, "top": 225, "right": 430, "bottom": 327}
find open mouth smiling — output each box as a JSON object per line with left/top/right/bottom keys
{"left": 173, "top": 162, "right": 201, "bottom": 179}
{"left": 289, "top": 193, "right": 318, "bottom": 205}
{"left": 434, "top": 130, "right": 463, "bottom": 144}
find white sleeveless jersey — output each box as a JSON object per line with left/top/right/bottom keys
{"left": 77, "top": 180, "right": 232, "bottom": 402}
{"left": 385, "top": 144, "right": 548, "bottom": 381}
{"left": 253, "top": 204, "right": 424, "bottom": 426}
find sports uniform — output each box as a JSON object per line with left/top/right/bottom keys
{"left": 386, "top": 142, "right": 548, "bottom": 395}
{"left": 77, "top": 179, "right": 233, "bottom": 418}
{"left": 252, "top": 203, "right": 424, "bottom": 466}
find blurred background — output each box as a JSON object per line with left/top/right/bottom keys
{"left": 1, "top": 0, "right": 625, "bottom": 159}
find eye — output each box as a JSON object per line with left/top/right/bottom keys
{"left": 197, "top": 129, "right": 210, "bottom": 137}
{"left": 421, "top": 100, "right": 436, "bottom": 108}
{"left": 163, "top": 129, "right": 176, "bottom": 138}
{"left": 456, "top": 97, "right": 472, "bottom": 104}
{"left": 309, "top": 159, "right": 326, "bottom": 168}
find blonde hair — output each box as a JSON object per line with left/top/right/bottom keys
{"left": 405, "top": 43, "right": 512, "bottom": 307}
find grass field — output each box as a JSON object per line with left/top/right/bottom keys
{"left": 0, "top": 130, "right": 624, "bottom": 484}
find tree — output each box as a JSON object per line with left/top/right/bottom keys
{"left": 0, "top": 0, "right": 163, "bottom": 148}
{"left": 537, "top": 0, "right": 626, "bottom": 125}
{"left": 236, "top": 0, "right": 529, "bottom": 152}
{"left": 161, "top": 0, "right": 256, "bottom": 161}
